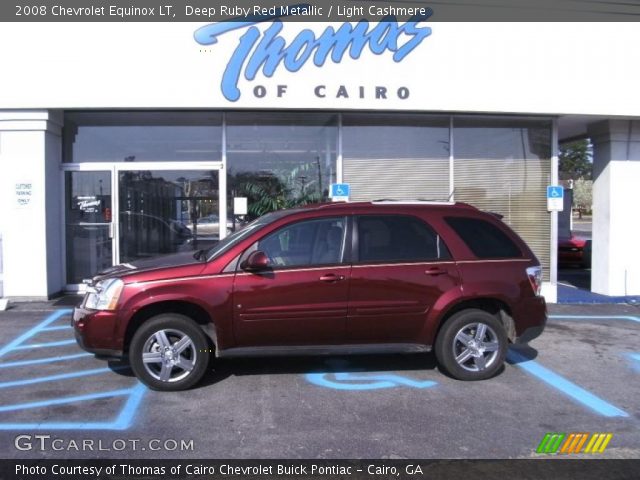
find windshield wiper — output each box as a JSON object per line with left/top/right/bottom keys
{"left": 192, "top": 249, "right": 206, "bottom": 261}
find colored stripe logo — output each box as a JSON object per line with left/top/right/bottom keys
{"left": 537, "top": 432, "right": 613, "bottom": 454}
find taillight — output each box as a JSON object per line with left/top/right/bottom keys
{"left": 526, "top": 266, "right": 542, "bottom": 296}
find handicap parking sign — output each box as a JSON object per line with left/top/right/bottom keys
{"left": 330, "top": 183, "right": 350, "bottom": 201}
{"left": 547, "top": 185, "right": 564, "bottom": 212}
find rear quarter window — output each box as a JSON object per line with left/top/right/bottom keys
{"left": 445, "top": 216, "right": 522, "bottom": 259}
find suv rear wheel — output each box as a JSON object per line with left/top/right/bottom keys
{"left": 435, "top": 309, "right": 508, "bottom": 381}
{"left": 129, "top": 314, "right": 211, "bottom": 391}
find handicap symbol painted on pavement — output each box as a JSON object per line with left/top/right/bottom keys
{"left": 305, "top": 372, "right": 437, "bottom": 391}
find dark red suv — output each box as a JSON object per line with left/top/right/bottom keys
{"left": 73, "top": 201, "right": 546, "bottom": 391}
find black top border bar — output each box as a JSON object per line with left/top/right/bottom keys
{"left": 5, "top": 0, "right": 640, "bottom": 22}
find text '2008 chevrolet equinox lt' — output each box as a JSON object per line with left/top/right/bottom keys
{"left": 73, "top": 201, "right": 547, "bottom": 391}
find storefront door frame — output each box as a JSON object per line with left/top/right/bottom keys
{"left": 61, "top": 161, "right": 224, "bottom": 292}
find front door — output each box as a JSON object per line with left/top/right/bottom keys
{"left": 233, "top": 216, "right": 350, "bottom": 346}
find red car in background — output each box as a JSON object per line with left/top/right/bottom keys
{"left": 558, "top": 234, "right": 591, "bottom": 268}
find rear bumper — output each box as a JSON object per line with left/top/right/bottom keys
{"left": 72, "top": 307, "right": 124, "bottom": 359}
{"left": 513, "top": 296, "right": 547, "bottom": 344}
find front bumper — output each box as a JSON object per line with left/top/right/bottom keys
{"left": 72, "top": 307, "right": 124, "bottom": 358}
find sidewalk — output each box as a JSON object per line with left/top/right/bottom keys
{"left": 558, "top": 284, "right": 640, "bottom": 305}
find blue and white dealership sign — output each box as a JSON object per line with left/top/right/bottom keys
{"left": 194, "top": 9, "right": 432, "bottom": 102}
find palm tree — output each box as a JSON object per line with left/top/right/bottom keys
{"left": 230, "top": 161, "right": 326, "bottom": 220}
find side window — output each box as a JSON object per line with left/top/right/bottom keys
{"left": 252, "top": 217, "right": 347, "bottom": 268}
{"left": 357, "top": 215, "right": 451, "bottom": 263}
{"left": 445, "top": 216, "right": 522, "bottom": 259}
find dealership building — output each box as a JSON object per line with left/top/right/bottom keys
{"left": 0, "top": 20, "right": 639, "bottom": 302}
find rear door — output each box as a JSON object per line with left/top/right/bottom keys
{"left": 233, "top": 216, "right": 351, "bottom": 346}
{"left": 347, "top": 214, "right": 460, "bottom": 343}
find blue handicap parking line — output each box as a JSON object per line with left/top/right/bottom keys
{"left": 0, "top": 309, "right": 147, "bottom": 430}
{"left": 41, "top": 325, "right": 73, "bottom": 331}
{"left": 507, "top": 349, "right": 628, "bottom": 418}
{"left": 11, "top": 339, "right": 77, "bottom": 350}
{"left": 0, "top": 353, "right": 92, "bottom": 369}
{"left": 0, "top": 309, "right": 72, "bottom": 357}
{"left": 0, "top": 383, "right": 147, "bottom": 431}
{"left": 0, "top": 366, "right": 123, "bottom": 389}
{"left": 0, "top": 388, "right": 134, "bottom": 413}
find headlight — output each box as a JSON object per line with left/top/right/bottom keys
{"left": 84, "top": 278, "right": 124, "bottom": 310}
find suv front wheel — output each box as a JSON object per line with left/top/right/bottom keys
{"left": 129, "top": 314, "right": 211, "bottom": 391}
{"left": 435, "top": 309, "right": 508, "bottom": 381}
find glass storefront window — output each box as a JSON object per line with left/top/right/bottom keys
{"left": 453, "top": 117, "right": 552, "bottom": 279}
{"left": 342, "top": 114, "right": 450, "bottom": 201}
{"left": 61, "top": 111, "right": 554, "bottom": 287}
{"left": 64, "top": 112, "right": 222, "bottom": 163}
{"left": 118, "top": 170, "right": 220, "bottom": 263}
{"left": 226, "top": 113, "right": 337, "bottom": 220}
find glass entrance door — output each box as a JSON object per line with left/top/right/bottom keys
{"left": 64, "top": 167, "right": 223, "bottom": 289}
{"left": 65, "top": 170, "right": 114, "bottom": 285}
{"left": 117, "top": 169, "right": 221, "bottom": 263}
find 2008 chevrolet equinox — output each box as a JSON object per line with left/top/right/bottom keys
{"left": 73, "top": 201, "right": 547, "bottom": 391}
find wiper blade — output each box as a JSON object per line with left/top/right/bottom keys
{"left": 193, "top": 249, "right": 205, "bottom": 261}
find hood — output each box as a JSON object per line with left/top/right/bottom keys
{"left": 90, "top": 251, "right": 204, "bottom": 283}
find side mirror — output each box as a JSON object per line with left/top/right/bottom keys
{"left": 241, "top": 250, "right": 270, "bottom": 271}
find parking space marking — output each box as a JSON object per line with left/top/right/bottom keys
{"left": 0, "top": 366, "right": 123, "bottom": 389}
{"left": 0, "top": 388, "right": 135, "bottom": 413}
{"left": 0, "top": 383, "right": 147, "bottom": 431}
{"left": 507, "top": 349, "right": 629, "bottom": 418}
{"left": 12, "top": 339, "right": 77, "bottom": 350}
{"left": 41, "top": 325, "right": 73, "bottom": 332}
{"left": 0, "top": 309, "right": 147, "bottom": 431}
{"left": 0, "top": 353, "right": 92, "bottom": 369}
{"left": 0, "top": 309, "right": 72, "bottom": 357}
{"left": 550, "top": 314, "right": 640, "bottom": 324}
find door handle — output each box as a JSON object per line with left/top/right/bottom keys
{"left": 425, "top": 267, "right": 447, "bottom": 276}
{"left": 319, "top": 273, "right": 345, "bottom": 282}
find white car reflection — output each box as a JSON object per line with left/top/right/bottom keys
{"left": 189, "top": 214, "right": 235, "bottom": 236}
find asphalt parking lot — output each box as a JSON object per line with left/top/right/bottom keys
{"left": 0, "top": 302, "right": 638, "bottom": 459}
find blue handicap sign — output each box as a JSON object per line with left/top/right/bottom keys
{"left": 547, "top": 186, "right": 564, "bottom": 199}
{"left": 305, "top": 371, "right": 437, "bottom": 391}
{"left": 330, "top": 183, "right": 350, "bottom": 198}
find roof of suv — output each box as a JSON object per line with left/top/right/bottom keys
{"left": 291, "top": 201, "right": 480, "bottom": 213}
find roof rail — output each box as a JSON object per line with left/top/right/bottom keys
{"left": 371, "top": 199, "right": 456, "bottom": 205}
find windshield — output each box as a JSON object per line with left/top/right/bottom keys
{"left": 205, "top": 210, "right": 292, "bottom": 261}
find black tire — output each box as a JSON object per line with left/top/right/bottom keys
{"left": 129, "top": 314, "right": 211, "bottom": 391}
{"left": 434, "top": 309, "right": 508, "bottom": 381}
